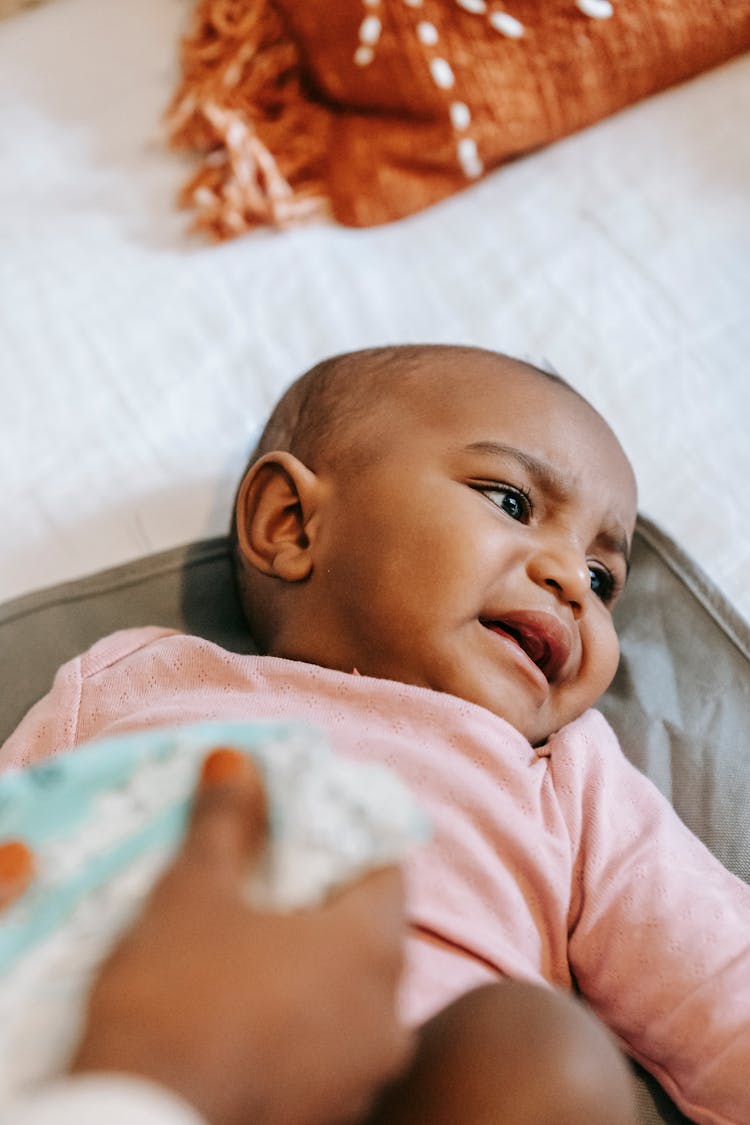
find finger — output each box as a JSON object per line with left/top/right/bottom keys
{"left": 326, "top": 866, "right": 407, "bottom": 967}
{"left": 177, "top": 747, "right": 268, "bottom": 889}
{"left": 0, "top": 840, "right": 35, "bottom": 911}
{"left": 328, "top": 865, "right": 405, "bottom": 922}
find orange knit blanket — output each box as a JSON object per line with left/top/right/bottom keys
{"left": 165, "top": 0, "right": 750, "bottom": 240}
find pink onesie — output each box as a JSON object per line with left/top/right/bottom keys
{"left": 2, "top": 626, "right": 749, "bottom": 1125}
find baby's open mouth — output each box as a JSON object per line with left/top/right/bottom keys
{"left": 481, "top": 613, "right": 571, "bottom": 682}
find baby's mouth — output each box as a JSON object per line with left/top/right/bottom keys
{"left": 481, "top": 612, "right": 572, "bottom": 683}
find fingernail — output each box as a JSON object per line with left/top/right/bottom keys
{"left": 0, "top": 840, "right": 34, "bottom": 880}
{"left": 200, "top": 746, "right": 249, "bottom": 787}
{"left": 0, "top": 840, "right": 35, "bottom": 909}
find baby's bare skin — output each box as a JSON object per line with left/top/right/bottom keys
{"left": 236, "top": 346, "right": 637, "bottom": 748}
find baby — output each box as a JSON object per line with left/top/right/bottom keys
{"left": 4, "top": 345, "right": 750, "bottom": 1124}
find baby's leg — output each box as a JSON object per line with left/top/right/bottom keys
{"left": 365, "top": 980, "right": 637, "bottom": 1125}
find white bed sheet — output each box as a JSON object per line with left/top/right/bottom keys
{"left": 1, "top": 0, "right": 748, "bottom": 623}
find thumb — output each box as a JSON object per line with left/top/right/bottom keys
{"left": 176, "top": 748, "right": 268, "bottom": 891}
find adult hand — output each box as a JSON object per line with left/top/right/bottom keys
{"left": 71, "top": 748, "right": 413, "bottom": 1125}
{"left": 0, "top": 838, "right": 35, "bottom": 909}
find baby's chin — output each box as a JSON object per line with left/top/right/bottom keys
{"left": 415, "top": 667, "right": 582, "bottom": 746}
{"left": 482, "top": 695, "right": 586, "bottom": 749}
{"left": 499, "top": 674, "right": 617, "bottom": 748}
{"left": 437, "top": 688, "right": 556, "bottom": 748}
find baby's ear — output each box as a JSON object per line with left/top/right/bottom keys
{"left": 235, "top": 452, "right": 321, "bottom": 582}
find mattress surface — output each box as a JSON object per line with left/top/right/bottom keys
{"left": 0, "top": 0, "right": 748, "bottom": 623}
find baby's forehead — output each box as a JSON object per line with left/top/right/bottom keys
{"left": 354, "top": 350, "right": 579, "bottom": 439}
{"left": 347, "top": 354, "right": 635, "bottom": 505}
{"left": 381, "top": 349, "right": 568, "bottom": 413}
{"left": 320, "top": 347, "right": 632, "bottom": 481}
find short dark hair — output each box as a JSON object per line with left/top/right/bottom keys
{"left": 229, "top": 344, "right": 575, "bottom": 551}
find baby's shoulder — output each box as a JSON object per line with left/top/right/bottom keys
{"left": 77, "top": 626, "right": 180, "bottom": 679}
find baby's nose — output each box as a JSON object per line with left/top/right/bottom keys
{"left": 527, "top": 547, "right": 590, "bottom": 614}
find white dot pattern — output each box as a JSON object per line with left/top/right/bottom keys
{"left": 417, "top": 20, "right": 440, "bottom": 45}
{"left": 354, "top": 44, "right": 375, "bottom": 66}
{"left": 576, "top": 0, "right": 614, "bottom": 17}
{"left": 352, "top": 0, "right": 617, "bottom": 180}
{"left": 489, "top": 11, "right": 525, "bottom": 38}
{"left": 457, "top": 136, "right": 483, "bottom": 178}
{"left": 430, "top": 56, "right": 456, "bottom": 88}
{"left": 450, "top": 100, "right": 471, "bottom": 130}
{"left": 360, "top": 15, "right": 382, "bottom": 44}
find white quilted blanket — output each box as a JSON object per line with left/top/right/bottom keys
{"left": 1, "top": 0, "right": 748, "bottom": 622}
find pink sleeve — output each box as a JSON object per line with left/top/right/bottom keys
{"left": 551, "top": 710, "right": 750, "bottom": 1125}
{"left": 0, "top": 627, "right": 177, "bottom": 773}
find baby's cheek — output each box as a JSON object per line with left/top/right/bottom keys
{"left": 592, "top": 623, "right": 621, "bottom": 696}
{"left": 567, "top": 621, "right": 620, "bottom": 716}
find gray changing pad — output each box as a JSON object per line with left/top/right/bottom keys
{"left": 1, "top": 514, "right": 749, "bottom": 1124}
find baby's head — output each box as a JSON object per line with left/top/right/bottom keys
{"left": 233, "top": 345, "right": 637, "bottom": 746}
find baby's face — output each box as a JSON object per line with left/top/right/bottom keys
{"left": 285, "top": 353, "right": 637, "bottom": 745}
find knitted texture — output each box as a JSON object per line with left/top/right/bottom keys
{"left": 165, "top": 0, "right": 750, "bottom": 237}
{"left": 5, "top": 628, "right": 750, "bottom": 1122}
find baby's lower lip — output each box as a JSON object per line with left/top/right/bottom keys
{"left": 482, "top": 623, "right": 549, "bottom": 692}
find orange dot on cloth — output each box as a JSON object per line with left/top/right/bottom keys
{"left": 0, "top": 840, "right": 35, "bottom": 910}
{"left": 200, "top": 746, "right": 250, "bottom": 787}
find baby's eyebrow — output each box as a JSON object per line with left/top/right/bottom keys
{"left": 595, "top": 526, "right": 632, "bottom": 578}
{"left": 464, "top": 440, "right": 632, "bottom": 574}
{"left": 463, "top": 441, "right": 569, "bottom": 500}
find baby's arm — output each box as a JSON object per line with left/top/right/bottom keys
{"left": 0, "top": 652, "right": 81, "bottom": 771}
{"left": 0, "top": 627, "right": 176, "bottom": 772}
{"left": 366, "top": 979, "right": 636, "bottom": 1125}
{"left": 554, "top": 711, "right": 750, "bottom": 1125}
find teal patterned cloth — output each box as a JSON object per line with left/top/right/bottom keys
{"left": 0, "top": 720, "right": 427, "bottom": 1099}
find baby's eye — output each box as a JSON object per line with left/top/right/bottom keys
{"left": 481, "top": 485, "right": 532, "bottom": 523}
{"left": 588, "top": 564, "right": 616, "bottom": 603}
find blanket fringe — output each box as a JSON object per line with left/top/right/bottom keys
{"left": 165, "top": 0, "right": 330, "bottom": 239}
